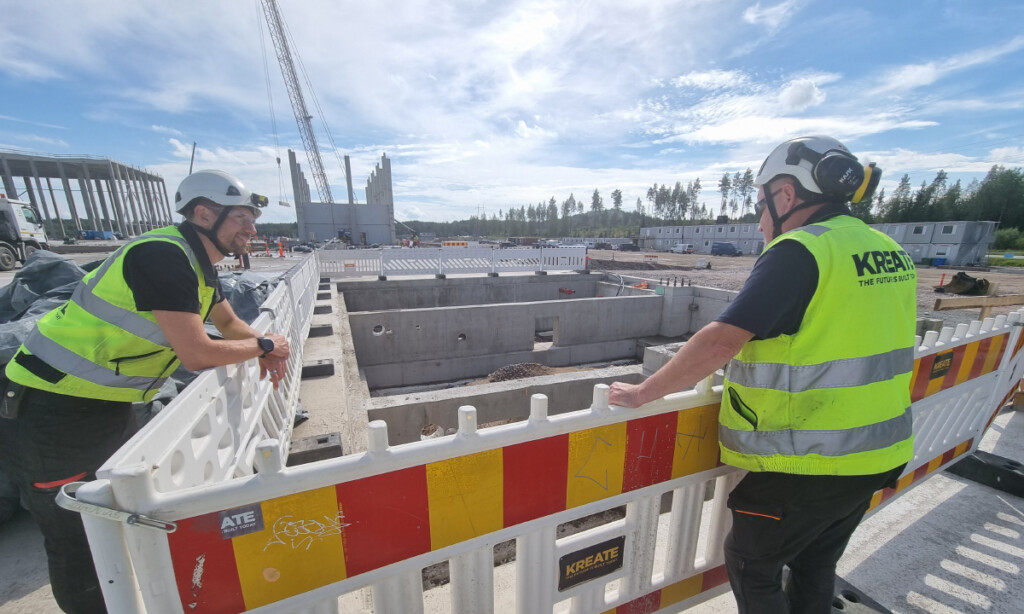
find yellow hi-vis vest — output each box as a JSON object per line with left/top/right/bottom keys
{"left": 5, "top": 226, "right": 216, "bottom": 403}
{"left": 719, "top": 215, "right": 917, "bottom": 475}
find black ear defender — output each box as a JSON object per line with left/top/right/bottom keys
{"left": 786, "top": 142, "right": 866, "bottom": 200}
{"left": 851, "top": 162, "right": 881, "bottom": 204}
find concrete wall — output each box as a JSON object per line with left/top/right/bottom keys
{"left": 340, "top": 272, "right": 742, "bottom": 389}
{"left": 349, "top": 294, "right": 664, "bottom": 388}
{"left": 326, "top": 273, "right": 740, "bottom": 446}
{"left": 298, "top": 201, "right": 394, "bottom": 246}
{"left": 338, "top": 273, "right": 601, "bottom": 311}
{"left": 368, "top": 366, "right": 645, "bottom": 445}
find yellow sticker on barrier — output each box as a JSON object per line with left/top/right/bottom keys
{"left": 426, "top": 449, "right": 504, "bottom": 549}
{"left": 661, "top": 574, "right": 704, "bottom": 606}
{"left": 672, "top": 404, "right": 720, "bottom": 479}
{"left": 955, "top": 342, "right": 980, "bottom": 386}
{"left": 566, "top": 423, "right": 627, "bottom": 509}
{"left": 232, "top": 486, "right": 347, "bottom": 609}
{"left": 983, "top": 334, "right": 1005, "bottom": 374}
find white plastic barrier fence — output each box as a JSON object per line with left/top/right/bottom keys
{"left": 68, "top": 296, "right": 1024, "bottom": 613}
{"left": 317, "top": 246, "right": 589, "bottom": 278}
{"left": 64, "top": 254, "right": 318, "bottom": 611}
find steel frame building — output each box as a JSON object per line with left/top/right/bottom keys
{"left": 0, "top": 149, "right": 172, "bottom": 240}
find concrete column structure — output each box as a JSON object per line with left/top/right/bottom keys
{"left": 139, "top": 172, "right": 158, "bottom": 227}
{"left": 21, "top": 176, "right": 37, "bottom": 208}
{"left": 123, "top": 167, "right": 142, "bottom": 231}
{"left": 344, "top": 155, "right": 355, "bottom": 205}
{"left": 76, "top": 175, "right": 95, "bottom": 230}
{"left": 0, "top": 150, "right": 165, "bottom": 238}
{"left": 132, "top": 168, "right": 155, "bottom": 231}
{"left": 156, "top": 177, "right": 173, "bottom": 221}
{"left": 80, "top": 167, "right": 102, "bottom": 231}
{"left": 57, "top": 162, "right": 84, "bottom": 234}
{"left": 113, "top": 163, "right": 142, "bottom": 236}
{"left": 46, "top": 177, "right": 66, "bottom": 238}
{"left": 29, "top": 161, "right": 53, "bottom": 224}
{"left": 107, "top": 167, "right": 127, "bottom": 234}
{"left": 154, "top": 176, "right": 170, "bottom": 224}
{"left": 0, "top": 156, "right": 18, "bottom": 198}
{"left": 105, "top": 178, "right": 128, "bottom": 237}
{"left": 93, "top": 179, "right": 113, "bottom": 233}
{"left": 365, "top": 154, "right": 395, "bottom": 244}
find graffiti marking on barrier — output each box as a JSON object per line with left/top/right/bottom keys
{"left": 676, "top": 415, "right": 711, "bottom": 459}
{"left": 635, "top": 428, "right": 662, "bottom": 461}
{"left": 264, "top": 513, "right": 349, "bottom": 551}
{"left": 574, "top": 436, "right": 614, "bottom": 490}
{"left": 186, "top": 553, "right": 206, "bottom": 609}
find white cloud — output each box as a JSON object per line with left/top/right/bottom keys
{"left": 151, "top": 125, "right": 184, "bottom": 137}
{"left": 664, "top": 115, "right": 937, "bottom": 147}
{"left": 778, "top": 78, "right": 826, "bottom": 112}
{"left": 873, "top": 35, "right": 1024, "bottom": 95}
{"left": 514, "top": 121, "right": 557, "bottom": 141}
{"left": 14, "top": 134, "right": 70, "bottom": 148}
{"left": 0, "top": 115, "right": 67, "bottom": 130}
{"left": 672, "top": 70, "right": 750, "bottom": 91}
{"left": 990, "top": 146, "right": 1024, "bottom": 164}
{"left": 743, "top": 0, "right": 804, "bottom": 31}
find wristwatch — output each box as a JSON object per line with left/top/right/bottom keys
{"left": 257, "top": 336, "right": 274, "bottom": 359}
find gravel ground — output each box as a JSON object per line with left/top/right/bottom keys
{"left": 588, "top": 249, "right": 1024, "bottom": 331}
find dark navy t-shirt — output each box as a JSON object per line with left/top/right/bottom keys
{"left": 121, "top": 224, "right": 224, "bottom": 314}
{"left": 715, "top": 204, "right": 852, "bottom": 339}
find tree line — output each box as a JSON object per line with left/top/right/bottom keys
{"left": 404, "top": 165, "right": 1024, "bottom": 241}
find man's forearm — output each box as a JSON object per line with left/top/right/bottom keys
{"left": 631, "top": 321, "right": 753, "bottom": 406}
{"left": 217, "top": 317, "right": 260, "bottom": 341}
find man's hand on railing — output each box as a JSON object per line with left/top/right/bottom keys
{"left": 259, "top": 356, "right": 288, "bottom": 390}
{"left": 609, "top": 382, "right": 643, "bottom": 408}
{"left": 262, "top": 333, "right": 291, "bottom": 361}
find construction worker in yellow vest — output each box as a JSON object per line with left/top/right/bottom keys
{"left": 0, "top": 169, "right": 291, "bottom": 614}
{"left": 610, "top": 136, "right": 915, "bottom": 614}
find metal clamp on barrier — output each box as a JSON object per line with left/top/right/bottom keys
{"left": 56, "top": 482, "right": 177, "bottom": 533}
{"left": 259, "top": 306, "right": 277, "bottom": 318}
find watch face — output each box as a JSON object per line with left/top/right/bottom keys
{"left": 259, "top": 337, "right": 274, "bottom": 352}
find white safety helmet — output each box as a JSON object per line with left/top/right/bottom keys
{"left": 754, "top": 135, "right": 878, "bottom": 204}
{"left": 174, "top": 169, "right": 267, "bottom": 219}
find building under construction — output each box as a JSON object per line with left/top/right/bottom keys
{"left": 290, "top": 149, "right": 396, "bottom": 246}
{"left": 0, "top": 149, "right": 172, "bottom": 240}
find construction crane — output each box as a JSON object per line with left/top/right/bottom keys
{"left": 258, "top": 0, "right": 334, "bottom": 204}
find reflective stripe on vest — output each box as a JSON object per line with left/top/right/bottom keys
{"left": 62, "top": 233, "right": 199, "bottom": 347}
{"left": 23, "top": 327, "right": 170, "bottom": 391}
{"left": 8, "top": 227, "right": 211, "bottom": 402}
{"left": 68, "top": 282, "right": 169, "bottom": 346}
{"left": 726, "top": 346, "right": 914, "bottom": 392}
{"left": 719, "top": 215, "right": 917, "bottom": 475}
{"left": 719, "top": 406, "right": 912, "bottom": 458}
{"left": 800, "top": 224, "right": 830, "bottom": 237}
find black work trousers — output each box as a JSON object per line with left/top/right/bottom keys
{"left": 0, "top": 386, "right": 135, "bottom": 614}
{"left": 723, "top": 468, "right": 902, "bottom": 614}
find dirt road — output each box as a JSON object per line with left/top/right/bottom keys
{"left": 588, "top": 249, "right": 1024, "bottom": 329}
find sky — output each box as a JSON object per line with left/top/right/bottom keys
{"left": 1, "top": 0, "right": 1023, "bottom": 226}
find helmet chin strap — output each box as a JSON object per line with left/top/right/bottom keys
{"left": 764, "top": 191, "right": 828, "bottom": 240}
{"left": 188, "top": 206, "right": 237, "bottom": 257}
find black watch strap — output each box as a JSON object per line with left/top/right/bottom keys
{"left": 257, "top": 336, "right": 274, "bottom": 358}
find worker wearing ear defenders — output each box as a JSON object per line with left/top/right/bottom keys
{"left": 610, "top": 136, "right": 914, "bottom": 613}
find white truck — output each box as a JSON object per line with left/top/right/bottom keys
{"left": 0, "top": 196, "right": 49, "bottom": 271}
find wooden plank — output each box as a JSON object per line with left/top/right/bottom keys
{"left": 933, "top": 293, "right": 1024, "bottom": 312}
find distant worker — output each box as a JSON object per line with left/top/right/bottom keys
{"left": 0, "top": 169, "right": 291, "bottom": 614}
{"left": 609, "top": 136, "right": 915, "bottom": 613}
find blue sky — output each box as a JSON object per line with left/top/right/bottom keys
{"left": 1, "top": 0, "right": 1022, "bottom": 225}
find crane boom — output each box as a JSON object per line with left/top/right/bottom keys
{"left": 259, "top": 0, "right": 334, "bottom": 204}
